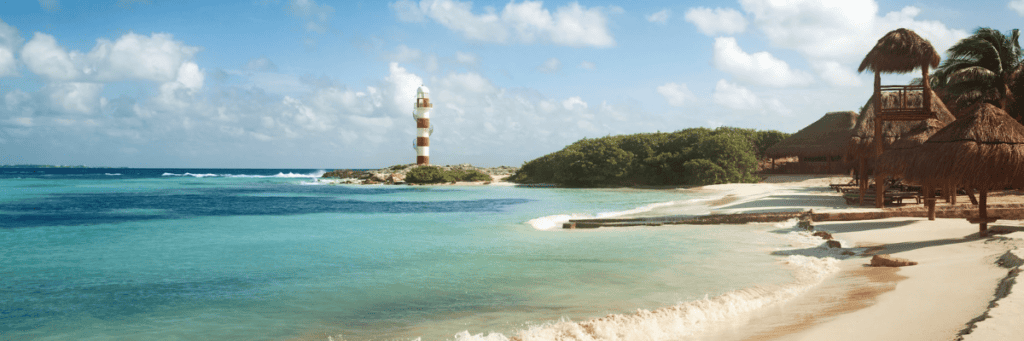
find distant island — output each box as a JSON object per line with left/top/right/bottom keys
{"left": 0, "top": 165, "right": 126, "bottom": 169}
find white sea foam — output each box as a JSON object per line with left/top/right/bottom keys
{"left": 104, "top": 173, "right": 121, "bottom": 176}
{"left": 161, "top": 170, "right": 326, "bottom": 179}
{"left": 526, "top": 213, "right": 595, "bottom": 230}
{"left": 525, "top": 198, "right": 711, "bottom": 231}
{"left": 450, "top": 255, "right": 839, "bottom": 341}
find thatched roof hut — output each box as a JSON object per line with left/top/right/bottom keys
{"left": 858, "top": 28, "right": 941, "bottom": 74}
{"left": 900, "top": 103, "right": 1024, "bottom": 236}
{"left": 765, "top": 111, "right": 858, "bottom": 159}
{"left": 846, "top": 90, "right": 956, "bottom": 161}
{"left": 903, "top": 103, "right": 1024, "bottom": 189}
{"left": 874, "top": 118, "right": 948, "bottom": 178}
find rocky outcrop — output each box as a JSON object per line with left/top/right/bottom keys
{"left": 321, "top": 164, "right": 518, "bottom": 185}
{"left": 813, "top": 231, "right": 834, "bottom": 240}
{"left": 321, "top": 169, "right": 368, "bottom": 179}
{"left": 826, "top": 240, "right": 842, "bottom": 248}
{"left": 870, "top": 254, "right": 918, "bottom": 267}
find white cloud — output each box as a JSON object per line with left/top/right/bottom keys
{"left": 456, "top": 51, "right": 476, "bottom": 64}
{"left": 713, "top": 80, "right": 759, "bottom": 110}
{"left": 1011, "top": 1, "right": 1024, "bottom": 16}
{"left": 712, "top": 37, "right": 814, "bottom": 87}
{"left": 392, "top": 0, "right": 615, "bottom": 47}
{"left": 646, "top": 9, "right": 671, "bottom": 24}
{"left": 289, "top": 0, "right": 334, "bottom": 33}
{"left": 175, "top": 62, "right": 204, "bottom": 90}
{"left": 562, "top": 96, "right": 587, "bottom": 110}
{"left": 89, "top": 33, "right": 201, "bottom": 82}
{"left": 21, "top": 32, "right": 201, "bottom": 84}
{"left": 684, "top": 7, "right": 746, "bottom": 36}
{"left": 811, "top": 61, "right": 862, "bottom": 87}
{"left": 384, "top": 62, "right": 424, "bottom": 111}
{"left": 712, "top": 80, "right": 791, "bottom": 116}
{"left": 579, "top": 61, "right": 595, "bottom": 70}
{"left": 739, "top": 0, "right": 967, "bottom": 63}
{"left": 0, "top": 19, "right": 22, "bottom": 77}
{"left": 21, "top": 33, "right": 80, "bottom": 80}
{"left": 657, "top": 82, "right": 694, "bottom": 107}
{"left": 47, "top": 82, "right": 103, "bottom": 114}
{"left": 538, "top": 57, "right": 560, "bottom": 73}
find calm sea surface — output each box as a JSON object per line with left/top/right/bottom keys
{"left": 0, "top": 168, "right": 806, "bottom": 341}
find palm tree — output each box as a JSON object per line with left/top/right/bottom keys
{"left": 928, "top": 28, "right": 1024, "bottom": 120}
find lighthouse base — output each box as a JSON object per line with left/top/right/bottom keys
{"left": 417, "top": 156, "right": 429, "bottom": 165}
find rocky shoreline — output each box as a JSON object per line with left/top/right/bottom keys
{"left": 320, "top": 164, "right": 518, "bottom": 185}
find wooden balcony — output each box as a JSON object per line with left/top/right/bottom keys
{"left": 877, "top": 85, "right": 935, "bottom": 121}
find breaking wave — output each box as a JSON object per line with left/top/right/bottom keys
{"left": 449, "top": 255, "right": 838, "bottom": 341}
{"left": 161, "top": 170, "right": 326, "bottom": 178}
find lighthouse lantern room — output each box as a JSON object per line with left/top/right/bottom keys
{"left": 413, "top": 85, "right": 433, "bottom": 165}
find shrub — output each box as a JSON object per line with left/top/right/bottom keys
{"left": 406, "top": 166, "right": 452, "bottom": 184}
{"left": 682, "top": 159, "right": 727, "bottom": 185}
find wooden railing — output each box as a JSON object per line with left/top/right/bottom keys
{"left": 877, "top": 85, "right": 933, "bottom": 121}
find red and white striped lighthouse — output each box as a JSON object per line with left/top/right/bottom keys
{"left": 413, "top": 85, "right": 432, "bottom": 165}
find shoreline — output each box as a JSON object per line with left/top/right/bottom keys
{"left": 653, "top": 175, "right": 1024, "bottom": 341}
{"left": 530, "top": 174, "right": 1024, "bottom": 341}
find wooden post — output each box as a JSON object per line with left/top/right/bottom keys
{"left": 826, "top": 156, "right": 832, "bottom": 175}
{"left": 926, "top": 186, "right": 936, "bottom": 221}
{"left": 874, "top": 71, "right": 885, "bottom": 208}
{"left": 979, "top": 188, "right": 988, "bottom": 237}
{"left": 967, "top": 188, "right": 979, "bottom": 205}
{"left": 951, "top": 187, "right": 957, "bottom": 205}
{"left": 859, "top": 158, "right": 867, "bottom": 205}
{"left": 922, "top": 65, "right": 932, "bottom": 114}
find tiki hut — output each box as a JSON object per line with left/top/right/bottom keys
{"left": 874, "top": 118, "right": 951, "bottom": 218}
{"left": 854, "top": 28, "right": 944, "bottom": 207}
{"left": 902, "top": 103, "right": 1024, "bottom": 236}
{"left": 765, "top": 111, "right": 858, "bottom": 173}
{"left": 874, "top": 118, "right": 948, "bottom": 178}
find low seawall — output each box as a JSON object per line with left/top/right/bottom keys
{"left": 563, "top": 204, "right": 1024, "bottom": 229}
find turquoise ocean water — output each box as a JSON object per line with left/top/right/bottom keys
{"left": 0, "top": 168, "right": 824, "bottom": 341}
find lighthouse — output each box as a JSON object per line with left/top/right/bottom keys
{"left": 413, "top": 85, "right": 432, "bottom": 165}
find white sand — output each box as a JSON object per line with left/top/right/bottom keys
{"left": 674, "top": 175, "right": 1024, "bottom": 341}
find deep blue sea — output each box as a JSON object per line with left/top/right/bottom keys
{"left": 0, "top": 168, "right": 828, "bottom": 341}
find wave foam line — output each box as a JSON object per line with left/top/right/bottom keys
{"left": 161, "top": 170, "right": 326, "bottom": 178}
{"left": 453, "top": 255, "right": 839, "bottom": 341}
{"left": 525, "top": 197, "right": 712, "bottom": 231}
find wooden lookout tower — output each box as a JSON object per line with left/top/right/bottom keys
{"left": 857, "top": 28, "right": 942, "bottom": 208}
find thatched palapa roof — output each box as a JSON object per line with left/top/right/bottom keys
{"left": 874, "top": 118, "right": 948, "bottom": 178}
{"left": 902, "top": 103, "right": 1024, "bottom": 189}
{"left": 846, "top": 90, "right": 956, "bottom": 160}
{"left": 858, "top": 28, "right": 941, "bottom": 74}
{"left": 765, "top": 111, "right": 858, "bottom": 158}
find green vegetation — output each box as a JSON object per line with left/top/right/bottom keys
{"left": 508, "top": 127, "right": 789, "bottom": 187}
{"left": 406, "top": 166, "right": 492, "bottom": 184}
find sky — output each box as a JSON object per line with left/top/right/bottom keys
{"left": 0, "top": 0, "right": 1023, "bottom": 168}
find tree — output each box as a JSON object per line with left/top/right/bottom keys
{"left": 931, "top": 28, "right": 1024, "bottom": 120}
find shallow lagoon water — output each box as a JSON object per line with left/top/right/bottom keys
{"left": 0, "top": 169, "right": 804, "bottom": 340}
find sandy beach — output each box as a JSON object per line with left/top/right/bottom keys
{"left": 618, "top": 175, "right": 1024, "bottom": 341}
